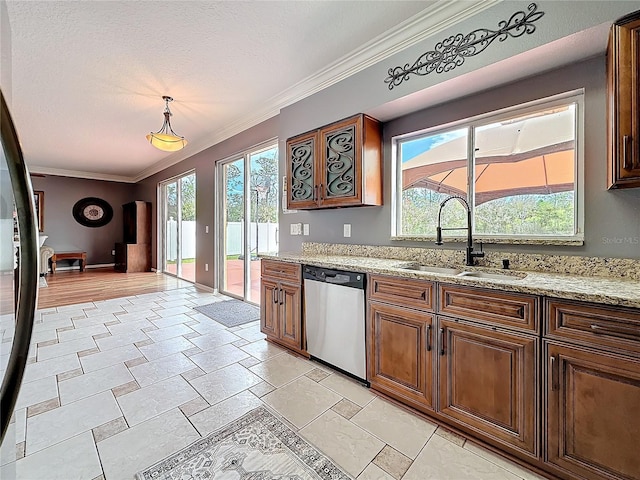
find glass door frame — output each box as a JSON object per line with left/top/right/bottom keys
{"left": 159, "top": 169, "right": 195, "bottom": 282}
{"left": 215, "top": 139, "right": 278, "bottom": 304}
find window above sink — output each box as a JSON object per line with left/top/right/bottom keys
{"left": 391, "top": 90, "right": 585, "bottom": 244}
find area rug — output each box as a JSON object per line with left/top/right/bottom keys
{"left": 135, "top": 406, "right": 352, "bottom": 480}
{"left": 38, "top": 276, "right": 47, "bottom": 288}
{"left": 193, "top": 299, "right": 260, "bottom": 327}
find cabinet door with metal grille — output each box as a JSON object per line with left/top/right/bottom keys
{"left": 286, "top": 131, "right": 318, "bottom": 209}
{"left": 319, "top": 116, "right": 363, "bottom": 207}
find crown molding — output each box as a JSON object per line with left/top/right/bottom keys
{"left": 133, "top": 0, "right": 501, "bottom": 182}
{"left": 28, "top": 165, "right": 136, "bottom": 183}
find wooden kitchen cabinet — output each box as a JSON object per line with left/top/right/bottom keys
{"left": 544, "top": 298, "right": 640, "bottom": 480}
{"left": 286, "top": 114, "right": 382, "bottom": 209}
{"left": 438, "top": 317, "right": 539, "bottom": 458}
{"left": 367, "top": 275, "right": 435, "bottom": 412}
{"left": 368, "top": 301, "right": 435, "bottom": 411}
{"left": 607, "top": 10, "right": 640, "bottom": 189}
{"left": 545, "top": 342, "right": 640, "bottom": 480}
{"left": 260, "top": 260, "right": 304, "bottom": 352}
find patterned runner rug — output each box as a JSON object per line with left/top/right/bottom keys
{"left": 193, "top": 299, "right": 260, "bottom": 327}
{"left": 135, "top": 407, "right": 352, "bottom": 479}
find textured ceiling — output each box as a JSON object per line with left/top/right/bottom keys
{"left": 4, "top": 0, "right": 454, "bottom": 181}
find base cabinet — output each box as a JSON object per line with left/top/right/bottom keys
{"left": 260, "top": 261, "right": 303, "bottom": 352}
{"left": 368, "top": 301, "right": 434, "bottom": 411}
{"left": 438, "top": 318, "right": 538, "bottom": 457}
{"left": 545, "top": 342, "right": 640, "bottom": 480}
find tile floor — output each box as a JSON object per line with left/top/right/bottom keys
{"left": 0, "top": 284, "right": 548, "bottom": 479}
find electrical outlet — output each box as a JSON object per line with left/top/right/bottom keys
{"left": 111, "top": 249, "right": 115, "bottom": 256}
{"left": 205, "top": 263, "right": 209, "bottom": 271}
{"left": 303, "top": 224, "right": 309, "bottom": 236}
{"left": 290, "top": 223, "right": 302, "bottom": 235}
{"left": 205, "top": 225, "right": 209, "bottom": 234}
{"left": 343, "top": 224, "right": 351, "bottom": 237}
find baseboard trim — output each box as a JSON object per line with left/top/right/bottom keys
{"left": 194, "top": 282, "right": 214, "bottom": 292}
{"left": 52, "top": 263, "right": 115, "bottom": 272}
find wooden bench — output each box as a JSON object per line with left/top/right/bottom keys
{"left": 50, "top": 251, "right": 86, "bottom": 273}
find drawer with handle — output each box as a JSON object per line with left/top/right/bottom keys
{"left": 438, "top": 284, "right": 538, "bottom": 333}
{"left": 261, "top": 259, "right": 301, "bottom": 283}
{"left": 545, "top": 298, "right": 640, "bottom": 354}
{"left": 368, "top": 274, "right": 435, "bottom": 312}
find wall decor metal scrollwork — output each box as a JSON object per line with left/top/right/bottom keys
{"left": 384, "top": 3, "right": 545, "bottom": 90}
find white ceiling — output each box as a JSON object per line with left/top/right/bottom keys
{"left": 5, "top": 0, "right": 492, "bottom": 183}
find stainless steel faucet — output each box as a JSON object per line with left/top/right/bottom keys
{"left": 435, "top": 195, "right": 484, "bottom": 266}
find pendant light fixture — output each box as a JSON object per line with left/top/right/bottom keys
{"left": 146, "top": 96, "right": 188, "bottom": 152}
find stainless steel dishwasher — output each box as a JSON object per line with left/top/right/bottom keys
{"left": 303, "top": 265, "right": 367, "bottom": 384}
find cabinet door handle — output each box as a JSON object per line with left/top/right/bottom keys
{"left": 550, "top": 355, "right": 558, "bottom": 391}
{"left": 439, "top": 328, "right": 445, "bottom": 356}
{"left": 591, "top": 323, "right": 639, "bottom": 337}
{"left": 314, "top": 185, "right": 318, "bottom": 201}
{"left": 623, "top": 135, "right": 632, "bottom": 170}
{"left": 319, "top": 183, "right": 323, "bottom": 201}
{"left": 279, "top": 288, "right": 284, "bottom": 305}
{"left": 426, "top": 325, "right": 431, "bottom": 351}
{"left": 272, "top": 288, "right": 278, "bottom": 304}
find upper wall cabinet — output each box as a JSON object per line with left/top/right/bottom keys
{"left": 607, "top": 10, "right": 640, "bottom": 189}
{"left": 286, "top": 114, "right": 382, "bottom": 209}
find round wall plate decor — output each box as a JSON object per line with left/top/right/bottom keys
{"left": 72, "top": 197, "right": 113, "bottom": 228}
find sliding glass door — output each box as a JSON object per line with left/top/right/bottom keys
{"left": 218, "top": 144, "right": 278, "bottom": 304}
{"left": 160, "top": 171, "right": 196, "bottom": 282}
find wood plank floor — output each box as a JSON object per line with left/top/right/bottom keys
{"left": 37, "top": 268, "right": 195, "bottom": 309}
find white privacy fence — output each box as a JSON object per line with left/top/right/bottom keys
{"left": 166, "top": 219, "right": 278, "bottom": 260}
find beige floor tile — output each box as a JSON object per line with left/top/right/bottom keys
{"left": 358, "top": 463, "right": 396, "bottom": 480}
{"left": 117, "top": 375, "right": 199, "bottom": 426}
{"left": 263, "top": 376, "right": 341, "bottom": 428}
{"left": 435, "top": 426, "right": 466, "bottom": 447}
{"left": 14, "top": 376, "right": 58, "bottom": 410}
{"left": 129, "top": 351, "right": 196, "bottom": 387}
{"left": 26, "top": 397, "right": 60, "bottom": 418}
{"left": 58, "top": 363, "right": 133, "bottom": 404}
{"left": 57, "top": 324, "right": 109, "bottom": 343}
{"left": 464, "top": 441, "right": 547, "bottom": 480}
{"left": 300, "top": 409, "right": 385, "bottom": 477}
{"left": 319, "top": 373, "right": 376, "bottom": 407}
{"left": 352, "top": 397, "right": 437, "bottom": 459}
{"left": 80, "top": 344, "right": 142, "bottom": 372}
{"left": 189, "top": 363, "right": 262, "bottom": 405}
{"left": 112, "top": 380, "right": 141, "bottom": 397}
{"left": 92, "top": 416, "right": 129, "bottom": 443}
{"left": 248, "top": 352, "right": 314, "bottom": 387}
{"left": 179, "top": 396, "right": 210, "bottom": 417}
{"left": 17, "top": 431, "right": 102, "bottom": 480}
{"left": 37, "top": 336, "right": 96, "bottom": 361}
{"left": 189, "top": 390, "right": 262, "bottom": 435}
{"left": 331, "top": 398, "right": 362, "bottom": 420}
{"left": 306, "top": 368, "right": 331, "bottom": 382}
{"left": 373, "top": 445, "right": 412, "bottom": 480}
{"left": 95, "top": 329, "right": 149, "bottom": 351}
{"left": 138, "top": 335, "right": 195, "bottom": 361}
{"left": 97, "top": 409, "right": 199, "bottom": 480}
{"left": 240, "top": 339, "right": 286, "bottom": 361}
{"left": 189, "top": 343, "right": 250, "bottom": 372}
{"left": 249, "top": 381, "right": 275, "bottom": 397}
{"left": 403, "top": 434, "right": 521, "bottom": 480}
{"left": 145, "top": 323, "right": 195, "bottom": 342}
{"left": 188, "top": 329, "right": 241, "bottom": 351}
{"left": 26, "top": 391, "right": 121, "bottom": 454}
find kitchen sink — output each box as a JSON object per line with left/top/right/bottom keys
{"left": 456, "top": 271, "right": 525, "bottom": 281}
{"left": 401, "top": 265, "right": 526, "bottom": 280}
{"left": 403, "top": 265, "right": 462, "bottom": 275}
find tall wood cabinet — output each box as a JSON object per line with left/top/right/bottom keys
{"left": 260, "top": 260, "right": 304, "bottom": 353}
{"left": 115, "top": 201, "right": 151, "bottom": 273}
{"left": 286, "top": 114, "right": 382, "bottom": 209}
{"left": 607, "top": 10, "right": 640, "bottom": 189}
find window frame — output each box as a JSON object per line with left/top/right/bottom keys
{"left": 391, "top": 90, "right": 585, "bottom": 244}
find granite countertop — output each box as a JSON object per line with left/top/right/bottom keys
{"left": 261, "top": 252, "right": 640, "bottom": 309}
